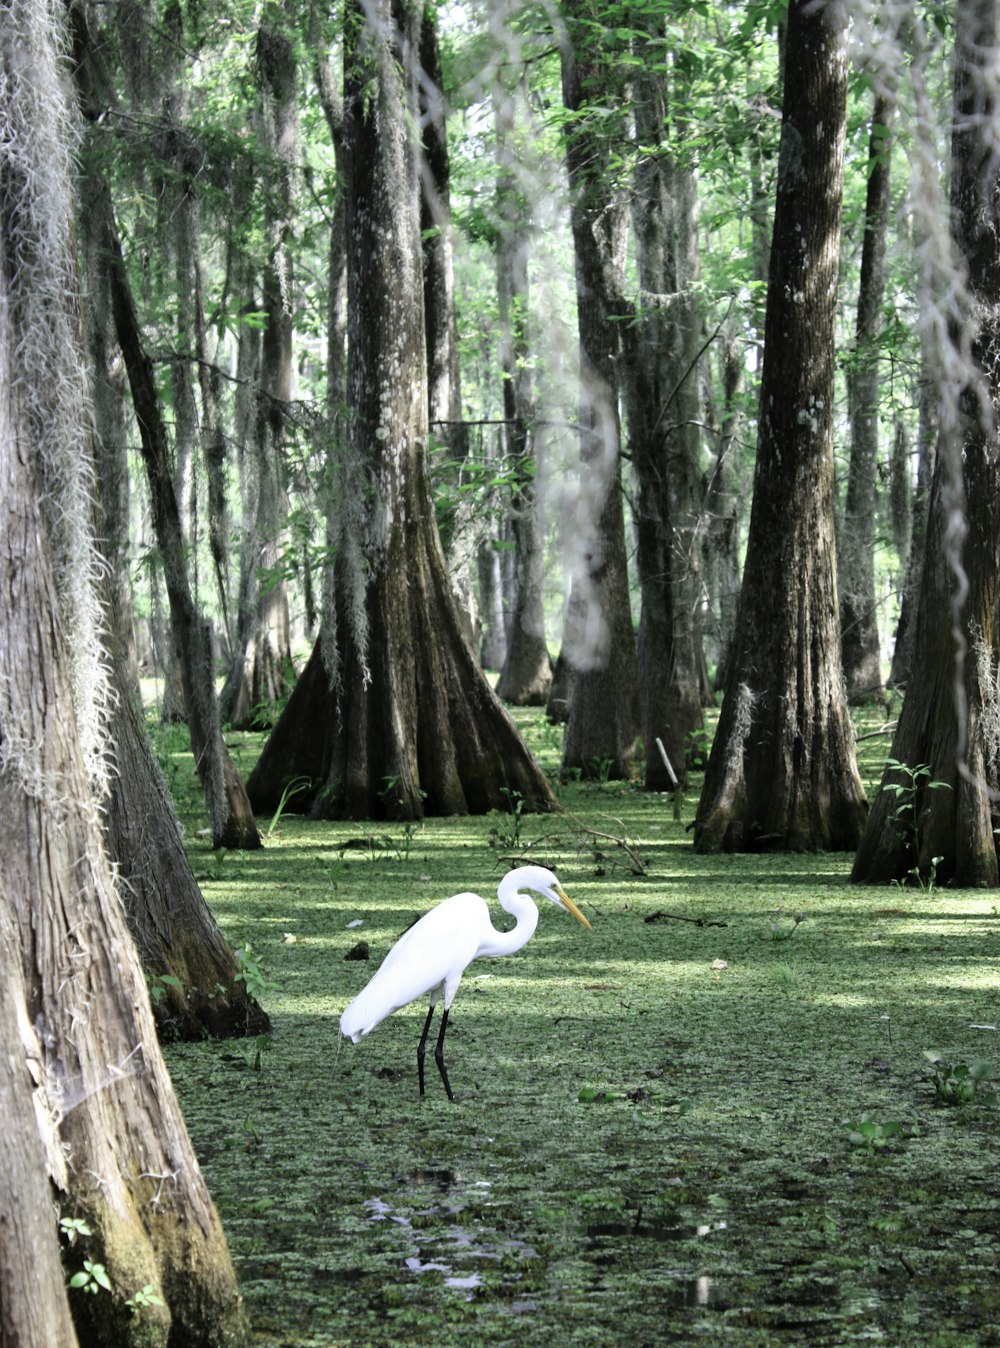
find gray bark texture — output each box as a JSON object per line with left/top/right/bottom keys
{"left": 559, "top": 6, "right": 641, "bottom": 779}
{"left": 840, "top": 91, "right": 895, "bottom": 703}
{"left": 1, "top": 6, "right": 248, "bottom": 1336}
{"left": 246, "top": 0, "right": 556, "bottom": 821}
{"left": 853, "top": 0, "right": 1000, "bottom": 887}
{"left": 694, "top": 0, "right": 867, "bottom": 853}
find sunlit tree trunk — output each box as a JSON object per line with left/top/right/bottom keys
{"left": 623, "top": 32, "right": 705, "bottom": 790}
{"left": 559, "top": 5, "right": 641, "bottom": 779}
{"left": 246, "top": 0, "right": 555, "bottom": 821}
{"left": 223, "top": 18, "right": 298, "bottom": 728}
{"left": 1, "top": 6, "right": 248, "bottom": 1340}
{"left": 695, "top": 0, "right": 867, "bottom": 853}
{"left": 840, "top": 90, "right": 895, "bottom": 703}
{"left": 853, "top": 0, "right": 1000, "bottom": 887}
{"left": 493, "top": 31, "right": 552, "bottom": 706}
{"left": 419, "top": 8, "right": 481, "bottom": 645}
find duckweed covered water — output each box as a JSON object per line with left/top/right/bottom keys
{"left": 161, "top": 713, "right": 1000, "bottom": 1346}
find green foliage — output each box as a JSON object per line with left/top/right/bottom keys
{"left": 59, "top": 1216, "right": 93, "bottom": 1246}
{"left": 923, "top": 1052, "right": 997, "bottom": 1107}
{"left": 488, "top": 787, "right": 526, "bottom": 851}
{"left": 69, "top": 1260, "right": 113, "bottom": 1295}
{"left": 234, "top": 940, "right": 277, "bottom": 1004}
{"left": 881, "top": 758, "right": 951, "bottom": 888}
{"left": 125, "top": 1285, "right": 166, "bottom": 1314}
{"left": 265, "top": 774, "right": 311, "bottom": 838}
{"left": 841, "top": 1112, "right": 919, "bottom": 1154}
{"left": 146, "top": 970, "right": 185, "bottom": 1007}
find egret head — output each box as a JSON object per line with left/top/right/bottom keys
{"left": 504, "top": 865, "right": 592, "bottom": 929}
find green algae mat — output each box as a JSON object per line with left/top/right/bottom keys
{"left": 159, "top": 713, "right": 1000, "bottom": 1347}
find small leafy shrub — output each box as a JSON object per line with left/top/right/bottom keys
{"left": 126, "top": 1285, "right": 166, "bottom": 1314}
{"left": 881, "top": 758, "right": 950, "bottom": 889}
{"left": 923, "top": 1051, "right": 997, "bottom": 1106}
{"left": 70, "top": 1260, "right": 112, "bottom": 1295}
{"left": 147, "top": 971, "right": 184, "bottom": 1007}
{"left": 489, "top": 787, "right": 525, "bottom": 851}
{"left": 767, "top": 911, "right": 804, "bottom": 941}
{"left": 235, "top": 940, "right": 277, "bottom": 1003}
{"left": 685, "top": 726, "right": 712, "bottom": 771}
{"left": 841, "top": 1112, "right": 919, "bottom": 1153}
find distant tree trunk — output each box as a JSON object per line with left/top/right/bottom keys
{"left": 419, "top": 8, "right": 481, "bottom": 644}
{"left": 79, "top": 166, "right": 268, "bottom": 1039}
{"left": 840, "top": 91, "right": 895, "bottom": 703}
{"left": 0, "top": 5, "right": 248, "bottom": 1337}
{"left": 98, "top": 186, "right": 262, "bottom": 849}
{"left": 494, "top": 43, "right": 552, "bottom": 707}
{"left": 72, "top": 4, "right": 260, "bottom": 850}
{"left": 559, "top": 7, "right": 641, "bottom": 779}
{"left": 623, "top": 34, "right": 704, "bottom": 789}
{"left": 853, "top": 0, "right": 1000, "bottom": 887}
{"left": 246, "top": 0, "right": 556, "bottom": 821}
{"left": 702, "top": 316, "right": 744, "bottom": 688}
{"left": 224, "top": 18, "right": 298, "bottom": 728}
{"left": 695, "top": 0, "right": 867, "bottom": 853}
{"left": 889, "top": 340, "right": 938, "bottom": 687}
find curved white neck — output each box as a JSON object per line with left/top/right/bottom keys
{"left": 476, "top": 894, "right": 539, "bottom": 959}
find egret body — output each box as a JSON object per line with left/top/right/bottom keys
{"left": 339, "top": 865, "right": 590, "bottom": 1099}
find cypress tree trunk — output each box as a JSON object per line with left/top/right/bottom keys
{"left": 840, "top": 91, "right": 895, "bottom": 703}
{"left": 0, "top": 6, "right": 247, "bottom": 1338}
{"left": 624, "top": 31, "right": 705, "bottom": 790}
{"left": 853, "top": 0, "right": 1000, "bottom": 887}
{"left": 246, "top": 0, "right": 555, "bottom": 821}
{"left": 559, "top": 6, "right": 641, "bottom": 779}
{"left": 493, "top": 38, "right": 552, "bottom": 707}
{"left": 694, "top": 0, "right": 867, "bottom": 853}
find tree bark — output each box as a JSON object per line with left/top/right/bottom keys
{"left": 694, "top": 0, "right": 867, "bottom": 853}
{"left": 96, "top": 184, "right": 261, "bottom": 849}
{"left": 0, "top": 4, "right": 248, "bottom": 1334}
{"left": 559, "top": 6, "right": 641, "bottom": 779}
{"left": 853, "top": 0, "right": 1000, "bottom": 887}
{"left": 419, "top": 8, "right": 481, "bottom": 646}
{"left": 623, "top": 32, "right": 705, "bottom": 790}
{"left": 246, "top": 0, "right": 556, "bottom": 821}
{"left": 493, "top": 38, "right": 552, "bottom": 707}
{"left": 222, "top": 18, "right": 298, "bottom": 729}
{"left": 840, "top": 91, "right": 895, "bottom": 703}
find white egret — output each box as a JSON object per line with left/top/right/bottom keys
{"left": 339, "top": 865, "right": 591, "bottom": 1100}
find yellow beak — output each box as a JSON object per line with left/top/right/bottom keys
{"left": 557, "top": 885, "right": 592, "bottom": 929}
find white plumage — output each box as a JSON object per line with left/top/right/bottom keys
{"left": 340, "top": 865, "right": 591, "bottom": 1099}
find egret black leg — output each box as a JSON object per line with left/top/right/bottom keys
{"left": 434, "top": 1007, "right": 455, "bottom": 1102}
{"left": 417, "top": 1004, "right": 436, "bottom": 1096}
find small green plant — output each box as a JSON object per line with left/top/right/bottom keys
{"left": 244, "top": 1032, "right": 273, "bottom": 1072}
{"left": 70, "top": 1260, "right": 113, "bottom": 1295}
{"left": 235, "top": 940, "right": 278, "bottom": 1003}
{"left": 685, "top": 726, "right": 712, "bottom": 771}
{"left": 126, "top": 1285, "right": 166, "bottom": 1314}
{"left": 59, "top": 1216, "right": 93, "bottom": 1246}
{"left": 881, "top": 758, "right": 951, "bottom": 888}
{"left": 146, "top": 971, "right": 184, "bottom": 1007}
{"left": 489, "top": 787, "right": 525, "bottom": 851}
{"left": 265, "top": 774, "right": 311, "bottom": 838}
{"left": 923, "top": 1051, "right": 997, "bottom": 1106}
{"left": 588, "top": 755, "right": 615, "bottom": 789}
{"left": 398, "top": 821, "right": 418, "bottom": 861}
{"left": 841, "top": 1112, "right": 919, "bottom": 1153}
{"left": 767, "top": 911, "right": 805, "bottom": 941}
